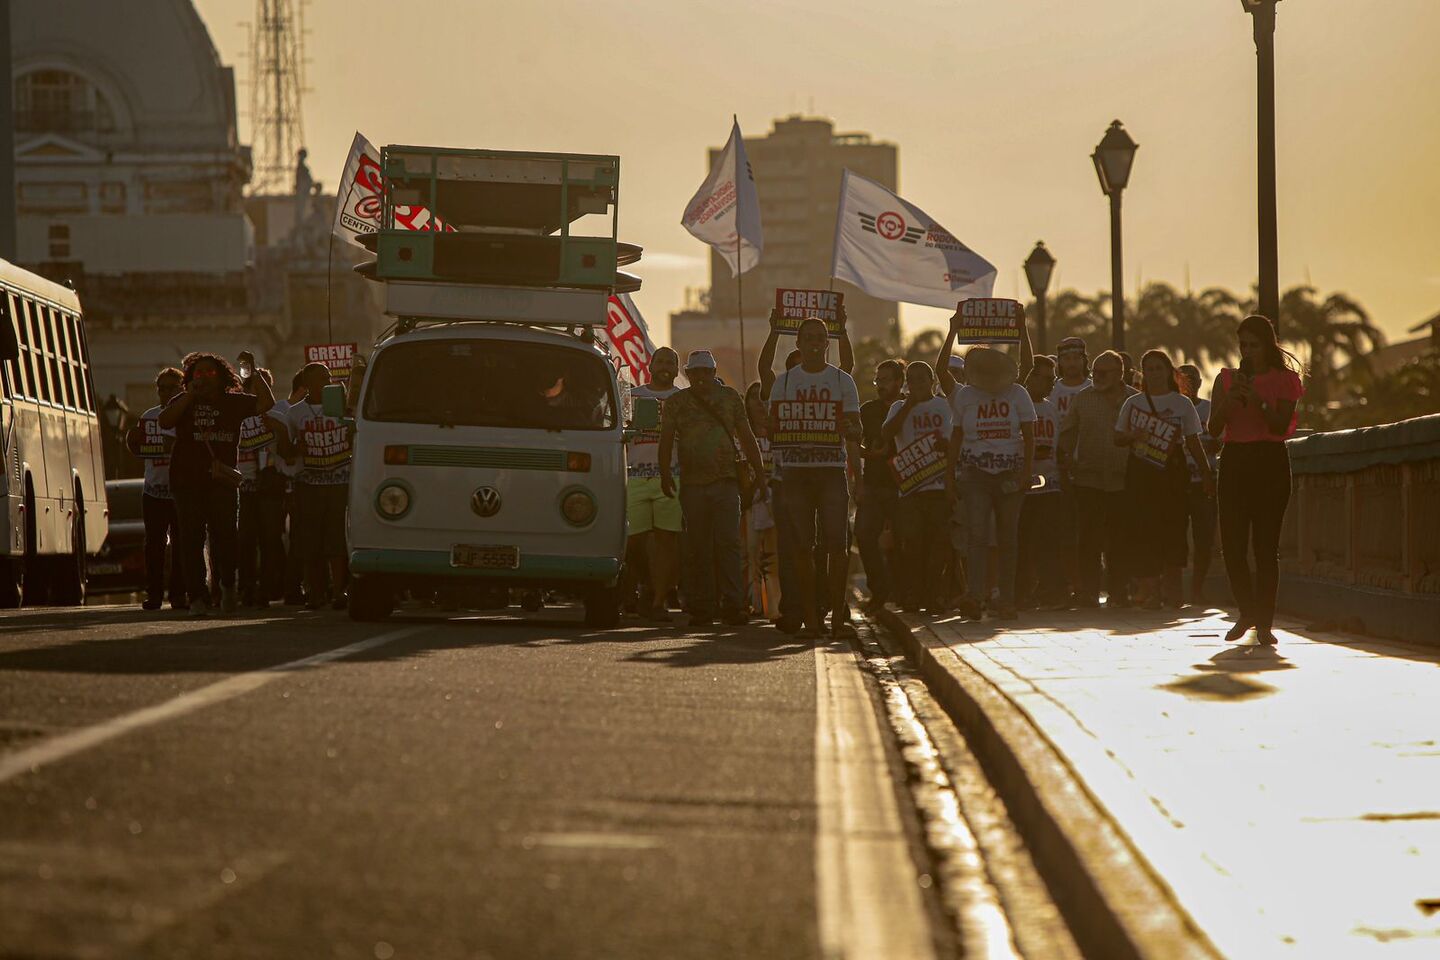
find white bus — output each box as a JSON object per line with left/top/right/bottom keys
{"left": 0, "top": 258, "right": 108, "bottom": 606}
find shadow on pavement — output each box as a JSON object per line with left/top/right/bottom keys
{"left": 1159, "top": 646, "right": 1295, "bottom": 702}
{"left": 0, "top": 605, "right": 809, "bottom": 675}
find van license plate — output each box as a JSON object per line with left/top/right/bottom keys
{"left": 451, "top": 544, "right": 520, "bottom": 570}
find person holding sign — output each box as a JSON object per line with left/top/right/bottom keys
{"left": 125, "top": 366, "right": 187, "bottom": 612}
{"left": 767, "top": 318, "right": 863, "bottom": 639}
{"left": 881, "top": 361, "right": 951, "bottom": 612}
{"left": 1207, "top": 315, "right": 1304, "bottom": 645}
{"left": 273, "top": 362, "right": 353, "bottom": 611}
{"left": 945, "top": 347, "right": 1035, "bottom": 621}
{"left": 159, "top": 353, "right": 276, "bottom": 616}
{"left": 1114, "top": 350, "right": 1213, "bottom": 609}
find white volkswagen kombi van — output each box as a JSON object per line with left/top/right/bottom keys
{"left": 342, "top": 320, "right": 642, "bottom": 626}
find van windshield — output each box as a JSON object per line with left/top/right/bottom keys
{"left": 363, "top": 338, "right": 616, "bottom": 431}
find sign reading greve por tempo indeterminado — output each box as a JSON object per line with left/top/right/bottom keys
{"left": 952, "top": 298, "right": 1024, "bottom": 344}
{"left": 772, "top": 289, "right": 845, "bottom": 338}
{"left": 304, "top": 342, "right": 358, "bottom": 382}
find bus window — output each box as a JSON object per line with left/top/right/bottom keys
{"left": 64, "top": 314, "right": 92, "bottom": 411}
{"left": 6, "top": 294, "right": 26, "bottom": 399}
{"left": 40, "top": 308, "right": 66, "bottom": 407}
{"left": 21, "top": 300, "right": 44, "bottom": 402}
{"left": 51, "top": 310, "right": 76, "bottom": 408}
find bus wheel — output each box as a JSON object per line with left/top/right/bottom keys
{"left": 52, "top": 503, "right": 87, "bottom": 607}
{"left": 583, "top": 585, "right": 620, "bottom": 629}
{"left": 348, "top": 577, "right": 393, "bottom": 622}
{"left": 19, "top": 488, "right": 45, "bottom": 607}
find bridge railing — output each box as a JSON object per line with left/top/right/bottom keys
{"left": 1275, "top": 414, "right": 1440, "bottom": 642}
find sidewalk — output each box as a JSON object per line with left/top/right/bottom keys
{"left": 891, "top": 605, "right": 1440, "bottom": 958}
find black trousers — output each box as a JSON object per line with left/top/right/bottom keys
{"left": 895, "top": 490, "right": 950, "bottom": 608}
{"left": 1218, "top": 441, "right": 1291, "bottom": 630}
{"left": 142, "top": 494, "right": 186, "bottom": 605}
{"left": 173, "top": 482, "right": 238, "bottom": 601}
{"left": 1074, "top": 486, "right": 1130, "bottom": 602}
{"left": 1125, "top": 454, "right": 1191, "bottom": 575}
{"left": 237, "top": 485, "right": 286, "bottom": 601}
{"left": 1018, "top": 493, "right": 1068, "bottom": 605}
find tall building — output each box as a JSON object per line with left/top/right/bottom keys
{"left": 673, "top": 116, "right": 898, "bottom": 388}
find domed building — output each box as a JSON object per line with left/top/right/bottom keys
{"left": 10, "top": 0, "right": 276, "bottom": 416}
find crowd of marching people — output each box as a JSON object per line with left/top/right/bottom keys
{"left": 127, "top": 353, "right": 355, "bottom": 618}
{"left": 632, "top": 309, "right": 1303, "bottom": 646}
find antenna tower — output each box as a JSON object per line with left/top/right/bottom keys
{"left": 246, "top": 0, "right": 307, "bottom": 194}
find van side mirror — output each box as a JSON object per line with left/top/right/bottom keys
{"left": 632, "top": 396, "right": 660, "bottom": 431}
{"left": 321, "top": 383, "right": 347, "bottom": 418}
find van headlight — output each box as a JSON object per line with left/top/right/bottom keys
{"left": 376, "top": 482, "right": 412, "bottom": 520}
{"left": 560, "top": 488, "right": 596, "bottom": 526}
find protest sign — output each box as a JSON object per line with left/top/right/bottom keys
{"left": 772, "top": 289, "right": 845, "bottom": 338}
{"left": 332, "top": 132, "right": 454, "bottom": 250}
{"left": 890, "top": 432, "right": 947, "bottom": 494}
{"left": 136, "top": 418, "right": 172, "bottom": 458}
{"left": 770, "top": 397, "right": 842, "bottom": 449}
{"left": 953, "top": 298, "right": 1024, "bottom": 344}
{"left": 301, "top": 415, "right": 353, "bottom": 470}
{"left": 305, "top": 343, "right": 358, "bottom": 383}
{"left": 239, "top": 415, "right": 275, "bottom": 452}
{"left": 1126, "top": 406, "right": 1180, "bottom": 469}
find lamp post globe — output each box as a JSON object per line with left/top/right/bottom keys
{"left": 1093, "top": 120, "right": 1137, "bottom": 351}
{"left": 1024, "top": 241, "right": 1056, "bottom": 352}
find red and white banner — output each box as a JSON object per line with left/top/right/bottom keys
{"left": 604, "top": 293, "right": 657, "bottom": 385}
{"left": 305, "top": 342, "right": 358, "bottom": 382}
{"left": 331, "top": 131, "right": 454, "bottom": 250}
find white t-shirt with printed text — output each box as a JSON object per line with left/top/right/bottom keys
{"left": 950, "top": 383, "right": 1036, "bottom": 475}
{"left": 1116, "top": 391, "right": 1203, "bottom": 469}
{"left": 1029, "top": 398, "right": 1061, "bottom": 495}
{"left": 767, "top": 364, "right": 861, "bottom": 469}
{"left": 1047, "top": 378, "right": 1092, "bottom": 419}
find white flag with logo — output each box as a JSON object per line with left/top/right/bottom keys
{"left": 830, "top": 169, "right": 996, "bottom": 309}
{"left": 331, "top": 131, "right": 454, "bottom": 250}
{"left": 681, "top": 118, "right": 763, "bottom": 277}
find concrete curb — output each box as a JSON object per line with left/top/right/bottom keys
{"left": 871, "top": 606, "right": 1222, "bottom": 960}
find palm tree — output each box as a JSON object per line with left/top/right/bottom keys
{"left": 904, "top": 329, "right": 945, "bottom": 365}
{"left": 1128, "top": 283, "right": 1241, "bottom": 371}
{"left": 1025, "top": 289, "right": 1106, "bottom": 352}
{"left": 1275, "top": 286, "right": 1386, "bottom": 409}
{"left": 1332, "top": 353, "right": 1440, "bottom": 428}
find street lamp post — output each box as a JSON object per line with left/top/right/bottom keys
{"left": 1092, "top": 120, "right": 1139, "bottom": 352}
{"left": 1023, "top": 241, "right": 1056, "bottom": 353}
{"left": 1243, "top": 0, "right": 1282, "bottom": 330}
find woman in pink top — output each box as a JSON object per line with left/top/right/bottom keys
{"left": 1208, "top": 315, "right": 1305, "bottom": 645}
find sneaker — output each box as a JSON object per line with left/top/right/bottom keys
{"left": 189, "top": 598, "right": 211, "bottom": 618}
{"left": 141, "top": 598, "right": 162, "bottom": 611}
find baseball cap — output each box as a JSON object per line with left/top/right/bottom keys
{"left": 685, "top": 349, "right": 717, "bottom": 370}
{"left": 947, "top": 355, "right": 966, "bottom": 371}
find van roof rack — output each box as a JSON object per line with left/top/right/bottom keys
{"left": 365, "top": 145, "right": 643, "bottom": 294}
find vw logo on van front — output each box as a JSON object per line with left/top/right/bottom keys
{"left": 471, "top": 486, "right": 502, "bottom": 518}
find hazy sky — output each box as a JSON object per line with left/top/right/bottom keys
{"left": 198, "top": 0, "right": 1440, "bottom": 346}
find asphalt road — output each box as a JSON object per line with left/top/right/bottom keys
{"left": 0, "top": 604, "right": 905, "bottom": 960}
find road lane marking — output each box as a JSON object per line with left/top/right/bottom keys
{"left": 814, "top": 638, "right": 938, "bottom": 960}
{"left": 526, "top": 832, "right": 664, "bottom": 851}
{"left": 0, "top": 625, "right": 431, "bottom": 786}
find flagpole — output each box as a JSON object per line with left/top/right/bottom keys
{"left": 736, "top": 236, "right": 748, "bottom": 387}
